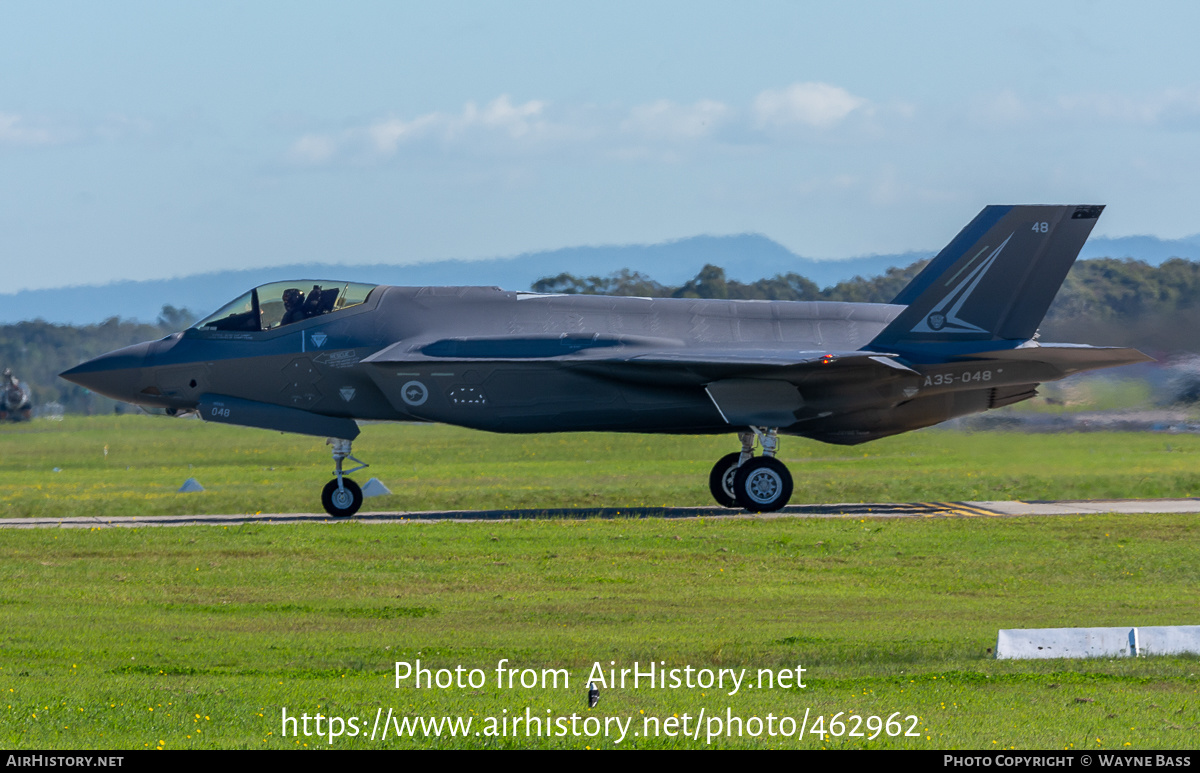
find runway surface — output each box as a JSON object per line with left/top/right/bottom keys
{"left": 3, "top": 498, "right": 1199, "bottom": 529}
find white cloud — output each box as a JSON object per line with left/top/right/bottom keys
{"left": 964, "top": 87, "right": 1200, "bottom": 132}
{"left": 365, "top": 113, "right": 443, "bottom": 154}
{"left": 0, "top": 112, "right": 156, "bottom": 148}
{"left": 288, "top": 95, "right": 552, "bottom": 163}
{"left": 288, "top": 133, "right": 339, "bottom": 164}
{"left": 972, "top": 89, "right": 1033, "bottom": 126}
{"left": 753, "top": 82, "right": 867, "bottom": 129}
{"left": 1057, "top": 88, "right": 1200, "bottom": 127}
{"left": 464, "top": 94, "right": 546, "bottom": 137}
{"left": 620, "top": 99, "right": 731, "bottom": 140}
{"left": 285, "top": 84, "right": 884, "bottom": 167}
{"left": 0, "top": 113, "right": 60, "bottom": 146}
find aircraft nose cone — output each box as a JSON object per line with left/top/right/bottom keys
{"left": 60, "top": 341, "right": 154, "bottom": 402}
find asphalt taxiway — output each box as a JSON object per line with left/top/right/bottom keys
{"left": 2, "top": 499, "right": 1198, "bottom": 529}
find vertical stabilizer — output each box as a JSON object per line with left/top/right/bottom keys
{"left": 871, "top": 205, "right": 1103, "bottom": 354}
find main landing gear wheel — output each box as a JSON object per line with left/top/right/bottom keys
{"left": 322, "top": 478, "right": 363, "bottom": 517}
{"left": 733, "top": 457, "right": 793, "bottom": 513}
{"left": 708, "top": 452, "right": 742, "bottom": 508}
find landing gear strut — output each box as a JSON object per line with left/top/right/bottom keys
{"left": 322, "top": 438, "right": 368, "bottom": 517}
{"left": 708, "top": 427, "right": 793, "bottom": 512}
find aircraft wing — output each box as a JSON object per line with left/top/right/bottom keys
{"left": 361, "top": 336, "right": 916, "bottom": 382}
{"left": 613, "top": 348, "right": 918, "bottom": 385}
{"left": 362, "top": 337, "right": 921, "bottom": 428}
{"left": 614, "top": 350, "right": 919, "bottom": 426}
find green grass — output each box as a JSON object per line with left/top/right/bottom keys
{"left": 3, "top": 416, "right": 1200, "bottom": 518}
{"left": 1, "top": 418, "right": 1199, "bottom": 749}
{"left": 2, "top": 517, "right": 1198, "bottom": 749}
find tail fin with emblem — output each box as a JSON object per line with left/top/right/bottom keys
{"left": 869, "top": 205, "right": 1103, "bottom": 357}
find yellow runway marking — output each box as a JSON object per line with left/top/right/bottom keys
{"left": 913, "top": 502, "right": 1004, "bottom": 517}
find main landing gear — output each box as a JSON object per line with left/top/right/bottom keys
{"left": 708, "top": 427, "right": 793, "bottom": 513}
{"left": 322, "top": 438, "right": 368, "bottom": 517}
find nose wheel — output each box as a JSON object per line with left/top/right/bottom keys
{"left": 323, "top": 438, "right": 368, "bottom": 517}
{"left": 708, "top": 427, "right": 793, "bottom": 512}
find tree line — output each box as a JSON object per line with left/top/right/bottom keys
{"left": 0, "top": 306, "right": 196, "bottom": 416}
{"left": 533, "top": 257, "right": 1200, "bottom": 353}
{"left": 3, "top": 259, "right": 1199, "bottom": 414}
{"left": 531, "top": 262, "right": 927, "bottom": 304}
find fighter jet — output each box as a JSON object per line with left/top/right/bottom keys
{"left": 61, "top": 205, "right": 1150, "bottom": 517}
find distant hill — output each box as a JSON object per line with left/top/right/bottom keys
{"left": 1080, "top": 234, "right": 1200, "bottom": 263}
{"left": 2, "top": 231, "right": 1196, "bottom": 325}
{"left": 0, "top": 234, "right": 920, "bottom": 325}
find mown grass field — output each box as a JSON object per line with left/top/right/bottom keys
{"left": 3, "top": 416, "right": 1200, "bottom": 517}
{"left": 1, "top": 417, "right": 1198, "bottom": 749}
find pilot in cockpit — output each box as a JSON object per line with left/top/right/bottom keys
{"left": 281, "top": 288, "right": 307, "bottom": 326}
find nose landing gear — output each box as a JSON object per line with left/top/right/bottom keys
{"left": 708, "top": 427, "right": 793, "bottom": 513}
{"left": 322, "top": 438, "right": 368, "bottom": 517}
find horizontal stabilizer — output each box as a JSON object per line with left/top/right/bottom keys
{"left": 954, "top": 343, "right": 1153, "bottom": 372}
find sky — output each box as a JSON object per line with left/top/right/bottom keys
{"left": 4, "top": 1, "right": 1200, "bottom": 292}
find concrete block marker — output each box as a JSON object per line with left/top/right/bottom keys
{"left": 361, "top": 477, "right": 391, "bottom": 498}
{"left": 996, "top": 625, "right": 1200, "bottom": 659}
{"left": 177, "top": 478, "right": 205, "bottom": 493}
{"left": 1136, "top": 625, "right": 1200, "bottom": 656}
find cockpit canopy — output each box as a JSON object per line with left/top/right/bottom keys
{"left": 194, "top": 281, "right": 377, "bottom": 332}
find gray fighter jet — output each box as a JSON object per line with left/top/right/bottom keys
{"left": 61, "top": 205, "right": 1150, "bottom": 517}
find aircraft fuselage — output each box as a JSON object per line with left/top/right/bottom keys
{"left": 66, "top": 285, "right": 1108, "bottom": 445}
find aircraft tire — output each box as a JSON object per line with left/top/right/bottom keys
{"left": 708, "top": 452, "right": 742, "bottom": 508}
{"left": 322, "top": 478, "right": 363, "bottom": 518}
{"left": 733, "top": 457, "right": 793, "bottom": 513}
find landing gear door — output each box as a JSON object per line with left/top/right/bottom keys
{"left": 704, "top": 379, "right": 804, "bottom": 427}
